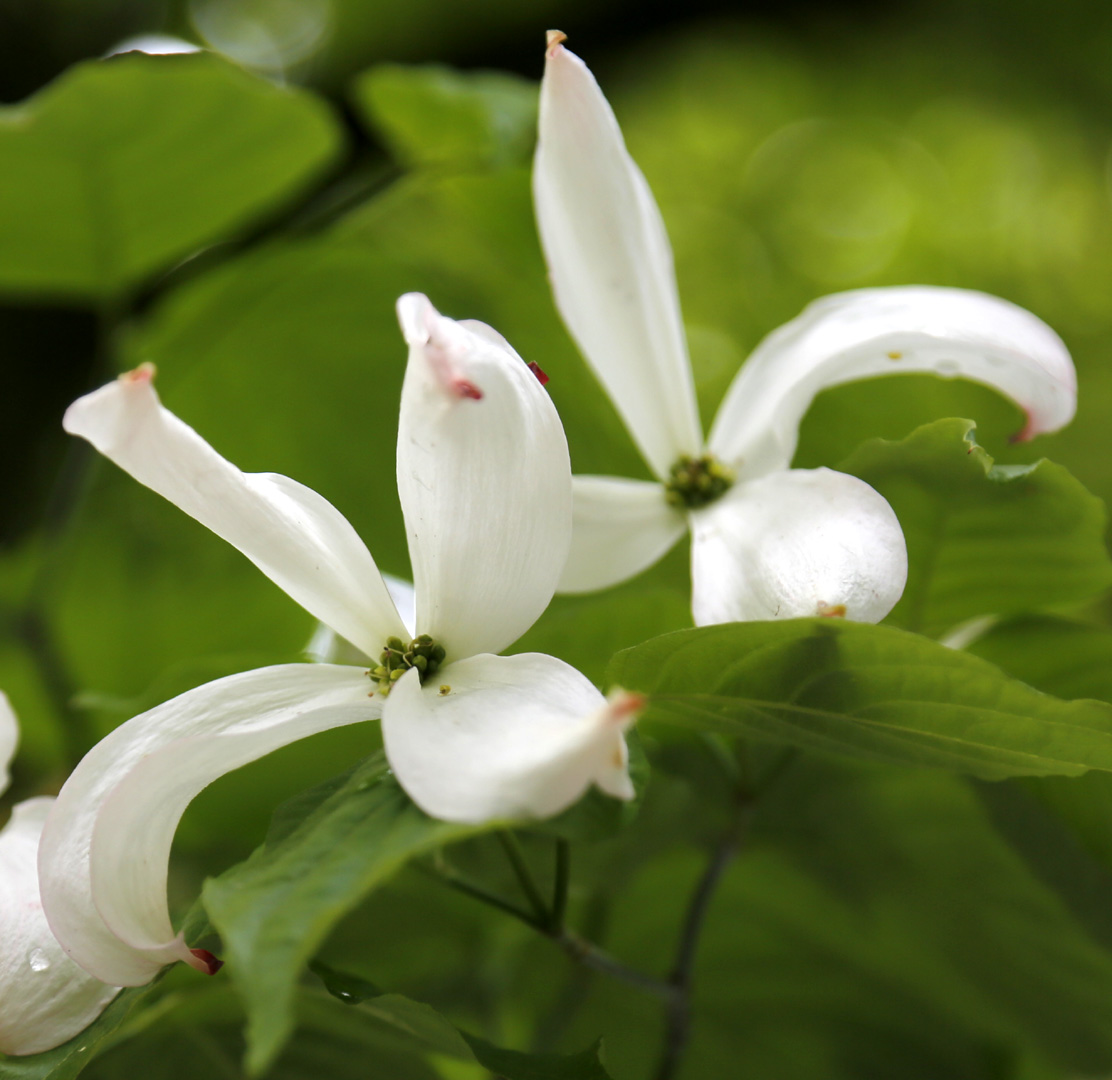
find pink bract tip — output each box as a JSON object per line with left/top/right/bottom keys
{"left": 546, "top": 29, "right": 567, "bottom": 56}
{"left": 120, "top": 362, "right": 156, "bottom": 384}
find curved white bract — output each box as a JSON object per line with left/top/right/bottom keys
{"left": 689, "top": 468, "right": 908, "bottom": 626}
{"left": 382, "top": 653, "right": 636, "bottom": 824}
{"left": 63, "top": 367, "right": 407, "bottom": 659}
{"left": 397, "top": 294, "right": 572, "bottom": 658}
{"left": 708, "top": 286, "right": 1077, "bottom": 479}
{"left": 0, "top": 798, "right": 120, "bottom": 1055}
{"left": 535, "top": 40, "right": 702, "bottom": 478}
{"left": 40, "top": 664, "right": 376, "bottom": 987}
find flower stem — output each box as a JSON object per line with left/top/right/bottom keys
{"left": 496, "top": 830, "right": 551, "bottom": 926}
{"left": 653, "top": 788, "right": 755, "bottom": 1080}
{"left": 551, "top": 838, "right": 571, "bottom": 931}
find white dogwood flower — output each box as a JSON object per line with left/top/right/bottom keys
{"left": 38, "top": 294, "right": 639, "bottom": 991}
{"left": 0, "top": 693, "right": 119, "bottom": 1055}
{"left": 534, "top": 33, "right": 1077, "bottom": 625}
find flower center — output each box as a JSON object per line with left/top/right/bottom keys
{"left": 369, "top": 634, "right": 447, "bottom": 696}
{"left": 664, "top": 453, "right": 735, "bottom": 510}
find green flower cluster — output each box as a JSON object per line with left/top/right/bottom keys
{"left": 369, "top": 634, "right": 447, "bottom": 695}
{"left": 664, "top": 454, "right": 736, "bottom": 510}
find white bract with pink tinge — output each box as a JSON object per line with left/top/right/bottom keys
{"left": 534, "top": 33, "right": 1077, "bottom": 626}
{"left": 38, "top": 293, "right": 639, "bottom": 995}
{"left": 0, "top": 694, "right": 119, "bottom": 1056}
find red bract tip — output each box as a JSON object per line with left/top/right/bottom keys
{"left": 190, "top": 948, "right": 225, "bottom": 975}
{"left": 528, "top": 361, "right": 550, "bottom": 386}
{"left": 453, "top": 379, "right": 483, "bottom": 400}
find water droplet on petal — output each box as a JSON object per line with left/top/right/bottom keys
{"left": 28, "top": 948, "right": 50, "bottom": 972}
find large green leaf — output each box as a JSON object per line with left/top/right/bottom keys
{"left": 353, "top": 63, "right": 538, "bottom": 170}
{"left": 607, "top": 619, "right": 1112, "bottom": 779}
{"left": 202, "top": 752, "right": 485, "bottom": 1075}
{"left": 839, "top": 419, "right": 1112, "bottom": 637}
{"left": 0, "top": 52, "right": 341, "bottom": 302}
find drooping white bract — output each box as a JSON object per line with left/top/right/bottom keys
{"left": 0, "top": 693, "right": 119, "bottom": 1055}
{"left": 39, "top": 294, "right": 638, "bottom": 992}
{"left": 534, "top": 33, "right": 1077, "bottom": 626}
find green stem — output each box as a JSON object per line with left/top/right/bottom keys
{"left": 496, "top": 830, "right": 551, "bottom": 925}
{"left": 552, "top": 839, "right": 571, "bottom": 931}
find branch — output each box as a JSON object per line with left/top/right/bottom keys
{"left": 653, "top": 792, "right": 755, "bottom": 1080}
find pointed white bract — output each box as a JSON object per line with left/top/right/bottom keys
{"left": 535, "top": 38, "right": 702, "bottom": 478}
{"left": 44, "top": 293, "right": 639, "bottom": 999}
{"left": 0, "top": 696, "right": 119, "bottom": 1056}
{"left": 536, "top": 37, "right": 1077, "bottom": 627}
{"left": 397, "top": 296, "right": 572, "bottom": 656}
{"left": 63, "top": 366, "right": 407, "bottom": 661}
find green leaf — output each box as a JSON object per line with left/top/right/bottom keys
{"left": 606, "top": 619, "right": 1112, "bottom": 779}
{"left": 463, "top": 1033, "right": 612, "bottom": 1080}
{"left": 0, "top": 52, "right": 341, "bottom": 302}
{"left": 202, "top": 752, "right": 484, "bottom": 1075}
{"left": 353, "top": 63, "right": 538, "bottom": 170}
{"left": 838, "top": 419, "right": 1112, "bottom": 637}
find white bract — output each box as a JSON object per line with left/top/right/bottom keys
{"left": 0, "top": 694, "right": 119, "bottom": 1055}
{"left": 39, "top": 294, "right": 638, "bottom": 991}
{"left": 534, "top": 33, "right": 1077, "bottom": 625}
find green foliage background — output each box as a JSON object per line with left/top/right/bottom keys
{"left": 3, "top": 0, "right": 1112, "bottom": 1077}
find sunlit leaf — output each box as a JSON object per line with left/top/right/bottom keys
{"left": 0, "top": 52, "right": 341, "bottom": 302}
{"left": 202, "top": 752, "right": 484, "bottom": 1074}
{"left": 839, "top": 419, "right": 1112, "bottom": 637}
{"left": 608, "top": 619, "right": 1112, "bottom": 779}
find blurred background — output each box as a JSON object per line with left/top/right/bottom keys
{"left": 4, "top": 1, "right": 1112, "bottom": 1076}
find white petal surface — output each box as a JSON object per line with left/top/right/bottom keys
{"left": 0, "top": 798, "right": 119, "bottom": 1055}
{"left": 64, "top": 367, "right": 406, "bottom": 658}
{"left": 708, "top": 286, "right": 1077, "bottom": 477}
{"left": 39, "top": 664, "right": 377, "bottom": 988}
{"left": 559, "top": 475, "right": 686, "bottom": 592}
{"left": 0, "top": 690, "right": 15, "bottom": 794}
{"left": 382, "top": 654, "right": 638, "bottom": 824}
{"left": 397, "top": 295, "right": 572, "bottom": 659}
{"left": 690, "top": 468, "right": 907, "bottom": 625}
{"left": 535, "top": 40, "right": 702, "bottom": 478}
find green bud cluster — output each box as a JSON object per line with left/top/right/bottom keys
{"left": 369, "top": 634, "right": 447, "bottom": 696}
{"left": 664, "top": 453, "right": 735, "bottom": 510}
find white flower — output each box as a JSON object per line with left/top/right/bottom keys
{"left": 38, "top": 294, "right": 639, "bottom": 991}
{"left": 534, "top": 33, "right": 1077, "bottom": 625}
{"left": 0, "top": 693, "right": 119, "bottom": 1055}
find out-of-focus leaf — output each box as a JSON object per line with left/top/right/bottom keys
{"left": 839, "top": 419, "right": 1112, "bottom": 637}
{"left": 565, "top": 759, "right": 1112, "bottom": 1078}
{"left": 607, "top": 620, "right": 1112, "bottom": 779}
{"left": 463, "top": 1032, "right": 612, "bottom": 1080}
{"left": 0, "top": 52, "right": 341, "bottom": 302}
{"left": 353, "top": 63, "right": 538, "bottom": 170}
{"left": 202, "top": 752, "right": 484, "bottom": 1075}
